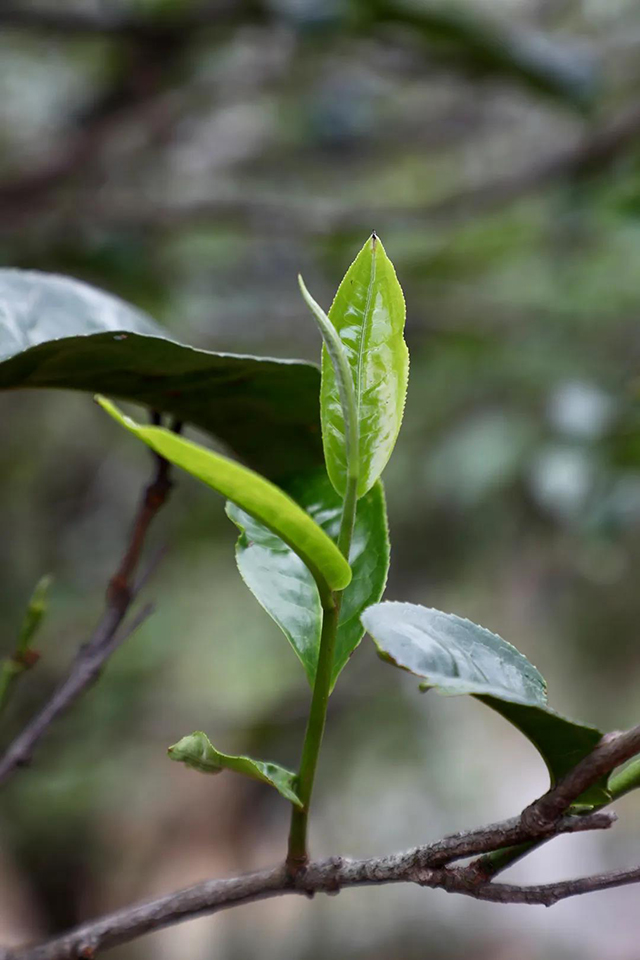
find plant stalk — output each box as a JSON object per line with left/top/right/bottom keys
{"left": 287, "top": 476, "right": 358, "bottom": 870}
{"left": 0, "top": 659, "right": 23, "bottom": 720}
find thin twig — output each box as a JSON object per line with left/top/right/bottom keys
{"left": 417, "top": 863, "right": 640, "bottom": 906}
{"left": 0, "top": 810, "right": 618, "bottom": 960}
{"left": 0, "top": 432, "right": 175, "bottom": 787}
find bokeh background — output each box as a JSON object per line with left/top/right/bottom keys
{"left": 3, "top": 1, "right": 640, "bottom": 957}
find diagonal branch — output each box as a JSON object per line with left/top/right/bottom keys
{"left": 462, "top": 722, "right": 640, "bottom": 883}
{"left": 521, "top": 724, "right": 640, "bottom": 833}
{"left": 0, "top": 810, "right": 615, "bottom": 960}
{"left": 0, "top": 420, "right": 177, "bottom": 787}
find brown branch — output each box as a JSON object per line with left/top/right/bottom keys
{"left": 464, "top": 722, "right": 640, "bottom": 883}
{"left": 521, "top": 724, "right": 640, "bottom": 833}
{"left": 5, "top": 709, "right": 640, "bottom": 957}
{"left": 418, "top": 863, "right": 640, "bottom": 906}
{"left": 0, "top": 429, "right": 175, "bottom": 787}
{"left": 0, "top": 810, "right": 618, "bottom": 960}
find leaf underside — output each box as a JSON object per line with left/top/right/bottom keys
{"left": 227, "top": 469, "right": 389, "bottom": 688}
{"left": 0, "top": 269, "right": 322, "bottom": 481}
{"left": 321, "top": 234, "right": 408, "bottom": 499}
{"left": 97, "top": 398, "right": 351, "bottom": 593}
{"left": 362, "top": 602, "right": 609, "bottom": 806}
{"left": 168, "top": 731, "right": 302, "bottom": 807}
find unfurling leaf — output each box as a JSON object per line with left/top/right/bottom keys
{"left": 321, "top": 234, "right": 408, "bottom": 499}
{"left": 362, "top": 602, "right": 609, "bottom": 805}
{"left": 97, "top": 398, "right": 351, "bottom": 596}
{"left": 227, "top": 470, "right": 389, "bottom": 688}
{"left": 299, "top": 276, "right": 359, "bottom": 488}
{"left": 0, "top": 269, "right": 322, "bottom": 480}
{"left": 168, "top": 731, "right": 302, "bottom": 807}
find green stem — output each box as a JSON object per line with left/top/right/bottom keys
{"left": 287, "top": 597, "right": 339, "bottom": 868}
{"left": 470, "top": 838, "right": 544, "bottom": 881}
{"left": 477, "top": 787, "right": 629, "bottom": 881}
{"left": 608, "top": 756, "right": 640, "bottom": 801}
{"left": 287, "top": 476, "right": 358, "bottom": 870}
{"left": 0, "top": 659, "right": 22, "bottom": 720}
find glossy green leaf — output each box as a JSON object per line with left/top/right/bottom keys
{"left": 362, "top": 602, "right": 609, "bottom": 805}
{"left": 0, "top": 269, "right": 322, "bottom": 481}
{"left": 321, "top": 234, "right": 408, "bottom": 499}
{"left": 97, "top": 398, "right": 351, "bottom": 595}
{"left": 227, "top": 470, "right": 389, "bottom": 688}
{"left": 168, "top": 731, "right": 302, "bottom": 807}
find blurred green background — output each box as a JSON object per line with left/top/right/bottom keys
{"left": 3, "top": 1, "right": 640, "bottom": 957}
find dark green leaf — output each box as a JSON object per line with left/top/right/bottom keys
{"left": 321, "top": 235, "right": 408, "bottom": 499}
{"left": 168, "top": 731, "right": 302, "bottom": 807}
{"left": 98, "top": 399, "right": 351, "bottom": 595}
{"left": 362, "top": 602, "right": 609, "bottom": 805}
{"left": 227, "top": 470, "right": 389, "bottom": 688}
{"left": 0, "top": 269, "right": 322, "bottom": 481}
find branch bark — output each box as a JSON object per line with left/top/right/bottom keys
{"left": 0, "top": 809, "right": 619, "bottom": 960}
{"left": 0, "top": 429, "right": 175, "bottom": 787}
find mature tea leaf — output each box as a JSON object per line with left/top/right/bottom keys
{"left": 321, "top": 234, "right": 408, "bottom": 499}
{"left": 98, "top": 398, "right": 351, "bottom": 594}
{"left": 227, "top": 471, "right": 389, "bottom": 688}
{"left": 168, "top": 731, "right": 302, "bottom": 807}
{"left": 362, "top": 602, "right": 609, "bottom": 805}
{"left": 0, "top": 269, "right": 322, "bottom": 480}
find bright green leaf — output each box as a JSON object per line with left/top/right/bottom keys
{"left": 362, "top": 602, "right": 609, "bottom": 805}
{"left": 168, "top": 731, "right": 302, "bottom": 808}
{"left": 0, "top": 269, "right": 322, "bottom": 481}
{"left": 321, "top": 234, "right": 408, "bottom": 499}
{"left": 97, "top": 398, "right": 351, "bottom": 596}
{"left": 227, "top": 470, "right": 389, "bottom": 688}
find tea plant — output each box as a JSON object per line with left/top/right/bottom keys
{"left": 1, "top": 238, "right": 640, "bottom": 959}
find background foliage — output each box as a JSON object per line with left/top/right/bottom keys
{"left": 3, "top": 1, "right": 640, "bottom": 957}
